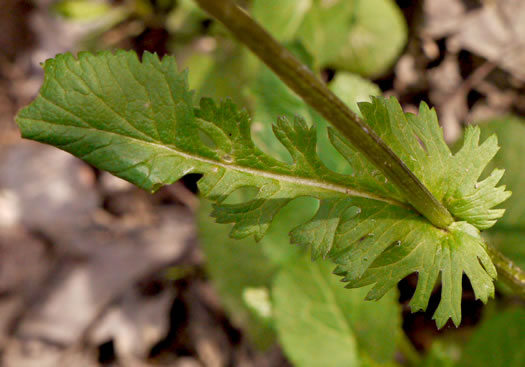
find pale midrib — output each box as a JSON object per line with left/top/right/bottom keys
{"left": 27, "top": 119, "right": 411, "bottom": 209}
{"left": 133, "top": 132, "right": 411, "bottom": 209}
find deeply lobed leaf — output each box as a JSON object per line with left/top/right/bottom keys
{"left": 16, "top": 51, "right": 510, "bottom": 327}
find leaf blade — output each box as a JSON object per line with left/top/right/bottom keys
{"left": 273, "top": 256, "right": 401, "bottom": 366}
{"left": 458, "top": 309, "right": 525, "bottom": 367}
{"left": 17, "top": 51, "right": 510, "bottom": 328}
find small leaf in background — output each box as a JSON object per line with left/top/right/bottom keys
{"left": 258, "top": 196, "right": 316, "bottom": 267}
{"left": 329, "top": 73, "right": 382, "bottom": 118}
{"left": 165, "top": 0, "right": 209, "bottom": 37}
{"left": 249, "top": 43, "right": 383, "bottom": 173}
{"left": 181, "top": 45, "right": 251, "bottom": 107}
{"left": 53, "top": 0, "right": 112, "bottom": 20}
{"left": 296, "top": 0, "right": 358, "bottom": 68}
{"left": 272, "top": 256, "right": 401, "bottom": 367}
{"left": 249, "top": 41, "right": 314, "bottom": 163}
{"left": 197, "top": 194, "right": 317, "bottom": 349}
{"left": 318, "top": 72, "right": 383, "bottom": 173}
{"left": 479, "top": 116, "right": 525, "bottom": 269}
{"left": 197, "top": 200, "right": 276, "bottom": 348}
{"left": 419, "top": 341, "right": 459, "bottom": 367}
{"left": 252, "top": 0, "right": 407, "bottom": 77}
{"left": 458, "top": 308, "right": 525, "bottom": 367}
{"left": 329, "top": 0, "right": 407, "bottom": 77}
{"left": 251, "top": 0, "right": 310, "bottom": 42}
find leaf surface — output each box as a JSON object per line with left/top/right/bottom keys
{"left": 197, "top": 200, "right": 276, "bottom": 348}
{"left": 273, "top": 256, "right": 400, "bottom": 367}
{"left": 479, "top": 116, "right": 525, "bottom": 269}
{"left": 252, "top": 0, "right": 407, "bottom": 77}
{"left": 458, "top": 309, "right": 525, "bottom": 367}
{"left": 16, "top": 51, "right": 510, "bottom": 327}
{"left": 419, "top": 342, "right": 456, "bottom": 367}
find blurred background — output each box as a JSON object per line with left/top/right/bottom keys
{"left": 0, "top": 0, "right": 524, "bottom": 366}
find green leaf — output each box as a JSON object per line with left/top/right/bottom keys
{"left": 249, "top": 41, "right": 314, "bottom": 163}
{"left": 249, "top": 41, "right": 383, "bottom": 172}
{"left": 16, "top": 51, "right": 509, "bottom": 328}
{"left": 329, "top": 0, "right": 407, "bottom": 77}
{"left": 197, "top": 200, "right": 276, "bottom": 348}
{"left": 273, "top": 256, "right": 401, "bottom": 367}
{"left": 54, "top": 0, "right": 112, "bottom": 20}
{"left": 458, "top": 309, "right": 525, "bottom": 367}
{"left": 479, "top": 116, "right": 525, "bottom": 269}
{"left": 360, "top": 355, "right": 401, "bottom": 367}
{"left": 251, "top": 0, "right": 310, "bottom": 41}
{"left": 419, "top": 341, "right": 459, "bottom": 367}
{"left": 319, "top": 72, "right": 383, "bottom": 173}
{"left": 329, "top": 73, "right": 382, "bottom": 118}
{"left": 356, "top": 99, "right": 510, "bottom": 230}
{"left": 181, "top": 45, "right": 250, "bottom": 106}
{"left": 323, "top": 99, "right": 509, "bottom": 328}
{"left": 295, "top": 0, "right": 358, "bottom": 68}
{"left": 252, "top": 0, "right": 407, "bottom": 77}
{"left": 258, "top": 196, "right": 316, "bottom": 267}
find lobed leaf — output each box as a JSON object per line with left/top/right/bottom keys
{"left": 16, "top": 51, "right": 510, "bottom": 327}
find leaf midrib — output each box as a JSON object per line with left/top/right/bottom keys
{"left": 25, "top": 117, "right": 412, "bottom": 210}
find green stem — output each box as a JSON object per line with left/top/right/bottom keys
{"left": 194, "top": 0, "right": 454, "bottom": 230}
{"left": 193, "top": 0, "right": 525, "bottom": 296}
{"left": 486, "top": 244, "right": 525, "bottom": 299}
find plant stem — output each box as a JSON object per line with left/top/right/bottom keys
{"left": 193, "top": 0, "right": 525, "bottom": 296}
{"left": 486, "top": 244, "right": 525, "bottom": 299}
{"left": 194, "top": 0, "right": 454, "bottom": 230}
